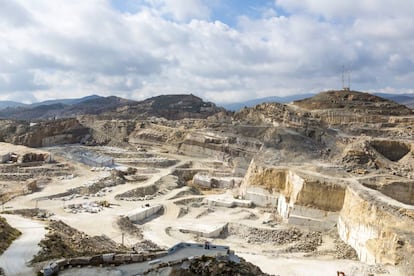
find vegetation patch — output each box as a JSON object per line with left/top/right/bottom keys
{"left": 0, "top": 216, "right": 21, "bottom": 255}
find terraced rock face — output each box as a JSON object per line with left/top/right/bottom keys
{"left": 0, "top": 118, "right": 90, "bottom": 148}
{"left": 361, "top": 177, "right": 414, "bottom": 205}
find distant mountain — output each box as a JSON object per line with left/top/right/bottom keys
{"left": 0, "top": 94, "right": 223, "bottom": 121}
{"left": 2, "top": 91, "right": 411, "bottom": 122}
{"left": 29, "top": 94, "right": 102, "bottom": 107}
{"left": 106, "top": 94, "right": 225, "bottom": 120}
{"left": 0, "top": 101, "right": 27, "bottom": 109}
{"left": 373, "top": 93, "right": 414, "bottom": 109}
{"left": 0, "top": 95, "right": 103, "bottom": 111}
{"left": 0, "top": 95, "right": 136, "bottom": 121}
{"left": 220, "top": 94, "right": 315, "bottom": 111}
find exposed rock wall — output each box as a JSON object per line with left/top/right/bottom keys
{"left": 363, "top": 180, "right": 414, "bottom": 205}
{"left": 0, "top": 118, "right": 90, "bottom": 147}
{"left": 311, "top": 110, "right": 390, "bottom": 125}
{"left": 338, "top": 186, "right": 414, "bottom": 268}
{"left": 241, "top": 163, "right": 287, "bottom": 194}
{"left": 179, "top": 132, "right": 259, "bottom": 161}
{"left": 243, "top": 161, "right": 414, "bottom": 271}
{"left": 241, "top": 162, "right": 345, "bottom": 228}
{"left": 370, "top": 140, "right": 411, "bottom": 162}
{"left": 296, "top": 180, "right": 345, "bottom": 212}
{"left": 241, "top": 163, "right": 345, "bottom": 212}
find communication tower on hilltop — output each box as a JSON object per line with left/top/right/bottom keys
{"left": 342, "top": 66, "right": 351, "bottom": 91}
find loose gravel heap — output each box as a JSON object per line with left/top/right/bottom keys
{"left": 2, "top": 208, "right": 53, "bottom": 219}
{"left": 284, "top": 232, "right": 323, "bottom": 253}
{"left": 170, "top": 256, "right": 271, "bottom": 276}
{"left": 32, "top": 220, "right": 127, "bottom": 262}
{"left": 227, "top": 223, "right": 317, "bottom": 245}
{"left": 132, "top": 240, "right": 162, "bottom": 253}
{"left": 335, "top": 238, "right": 358, "bottom": 260}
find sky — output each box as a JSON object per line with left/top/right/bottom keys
{"left": 1, "top": 0, "right": 414, "bottom": 104}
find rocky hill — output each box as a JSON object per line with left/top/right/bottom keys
{"left": 106, "top": 94, "right": 225, "bottom": 120}
{"left": 293, "top": 90, "right": 413, "bottom": 116}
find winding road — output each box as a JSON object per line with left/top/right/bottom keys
{"left": 0, "top": 215, "right": 46, "bottom": 276}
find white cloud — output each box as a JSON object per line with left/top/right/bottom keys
{"left": 275, "top": 0, "right": 414, "bottom": 19}
{"left": 0, "top": 0, "right": 413, "bottom": 104}
{"left": 146, "top": 0, "right": 210, "bottom": 21}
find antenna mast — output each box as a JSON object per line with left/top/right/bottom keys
{"left": 342, "top": 66, "right": 350, "bottom": 91}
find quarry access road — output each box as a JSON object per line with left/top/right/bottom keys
{"left": 0, "top": 215, "right": 46, "bottom": 276}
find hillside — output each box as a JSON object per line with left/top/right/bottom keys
{"left": 222, "top": 92, "right": 414, "bottom": 111}
{"left": 0, "top": 101, "right": 26, "bottom": 110}
{"left": 374, "top": 93, "right": 414, "bottom": 109}
{"left": 0, "top": 94, "right": 224, "bottom": 121}
{"left": 29, "top": 95, "right": 102, "bottom": 107}
{"left": 0, "top": 96, "right": 137, "bottom": 121}
{"left": 293, "top": 90, "right": 413, "bottom": 116}
{"left": 221, "top": 94, "right": 314, "bottom": 111}
{"left": 105, "top": 94, "right": 225, "bottom": 120}
{"left": 0, "top": 216, "right": 21, "bottom": 254}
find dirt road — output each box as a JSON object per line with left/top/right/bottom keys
{"left": 0, "top": 215, "right": 46, "bottom": 276}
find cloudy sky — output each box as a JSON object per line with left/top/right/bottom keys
{"left": 1, "top": 0, "right": 414, "bottom": 103}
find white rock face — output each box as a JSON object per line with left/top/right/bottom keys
{"left": 127, "top": 205, "right": 163, "bottom": 223}
{"left": 337, "top": 216, "right": 378, "bottom": 264}
{"left": 244, "top": 187, "right": 278, "bottom": 207}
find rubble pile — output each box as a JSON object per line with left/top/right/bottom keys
{"left": 117, "top": 216, "right": 143, "bottom": 238}
{"left": 3, "top": 208, "right": 53, "bottom": 219}
{"left": 170, "top": 256, "right": 270, "bottom": 276}
{"left": 51, "top": 172, "right": 126, "bottom": 201}
{"left": 334, "top": 239, "right": 358, "bottom": 260}
{"left": 283, "top": 232, "right": 323, "bottom": 253}
{"left": 64, "top": 201, "right": 104, "bottom": 214}
{"left": 33, "top": 220, "right": 127, "bottom": 262}
{"left": 132, "top": 240, "right": 162, "bottom": 253}
{"left": 227, "top": 223, "right": 317, "bottom": 246}
{"left": 116, "top": 175, "right": 185, "bottom": 201}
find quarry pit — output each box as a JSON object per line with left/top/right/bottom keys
{"left": 0, "top": 91, "right": 413, "bottom": 275}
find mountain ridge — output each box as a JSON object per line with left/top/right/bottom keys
{"left": 0, "top": 91, "right": 412, "bottom": 121}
